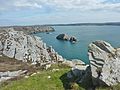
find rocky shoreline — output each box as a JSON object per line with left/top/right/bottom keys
{"left": 0, "top": 26, "right": 63, "bottom": 83}
{"left": 0, "top": 26, "right": 120, "bottom": 89}
{"left": 66, "top": 40, "right": 120, "bottom": 89}
{"left": 0, "top": 25, "right": 55, "bottom": 34}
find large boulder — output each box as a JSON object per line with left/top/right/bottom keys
{"left": 0, "top": 28, "right": 64, "bottom": 66}
{"left": 56, "top": 34, "right": 69, "bottom": 41}
{"left": 88, "top": 40, "right": 120, "bottom": 86}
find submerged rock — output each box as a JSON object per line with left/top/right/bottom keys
{"left": 88, "top": 40, "right": 120, "bottom": 86}
{"left": 56, "top": 34, "right": 69, "bottom": 41}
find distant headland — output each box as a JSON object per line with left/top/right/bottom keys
{"left": 46, "top": 22, "right": 120, "bottom": 26}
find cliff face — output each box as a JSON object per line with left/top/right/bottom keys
{"left": 0, "top": 28, "right": 63, "bottom": 66}
{"left": 88, "top": 40, "right": 120, "bottom": 86}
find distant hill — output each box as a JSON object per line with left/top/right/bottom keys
{"left": 0, "top": 22, "right": 120, "bottom": 28}
{"left": 46, "top": 22, "right": 120, "bottom": 26}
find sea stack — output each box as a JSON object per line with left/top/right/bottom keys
{"left": 56, "top": 34, "right": 69, "bottom": 41}
{"left": 56, "top": 34, "right": 77, "bottom": 43}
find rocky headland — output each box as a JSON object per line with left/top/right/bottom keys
{"left": 0, "top": 27, "right": 63, "bottom": 83}
{"left": 0, "top": 25, "right": 55, "bottom": 34}
{"left": 0, "top": 26, "right": 120, "bottom": 89}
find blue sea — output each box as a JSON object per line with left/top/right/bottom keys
{"left": 34, "top": 26, "right": 120, "bottom": 64}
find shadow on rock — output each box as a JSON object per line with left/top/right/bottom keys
{"left": 60, "top": 66, "right": 108, "bottom": 90}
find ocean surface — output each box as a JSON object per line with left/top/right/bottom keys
{"left": 34, "top": 26, "right": 120, "bottom": 64}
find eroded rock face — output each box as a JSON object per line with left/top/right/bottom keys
{"left": 88, "top": 40, "right": 120, "bottom": 86}
{"left": 0, "top": 28, "right": 64, "bottom": 65}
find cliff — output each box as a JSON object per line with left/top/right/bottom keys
{"left": 0, "top": 28, "right": 63, "bottom": 66}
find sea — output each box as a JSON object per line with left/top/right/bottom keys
{"left": 34, "top": 26, "right": 120, "bottom": 64}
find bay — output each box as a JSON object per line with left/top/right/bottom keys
{"left": 34, "top": 26, "right": 120, "bottom": 64}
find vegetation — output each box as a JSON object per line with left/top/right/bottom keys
{"left": 0, "top": 56, "right": 36, "bottom": 73}
{"left": 96, "top": 84, "right": 120, "bottom": 90}
{"left": 0, "top": 57, "right": 120, "bottom": 90}
{"left": 0, "top": 64, "right": 71, "bottom": 90}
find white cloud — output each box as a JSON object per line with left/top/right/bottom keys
{"left": 0, "top": 0, "right": 120, "bottom": 12}
{"left": 14, "top": 0, "right": 42, "bottom": 9}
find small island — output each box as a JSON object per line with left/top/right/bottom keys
{"left": 56, "top": 34, "right": 77, "bottom": 43}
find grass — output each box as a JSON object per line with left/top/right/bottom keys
{"left": 96, "top": 84, "right": 120, "bottom": 90}
{"left": 0, "top": 64, "right": 71, "bottom": 90}
{"left": 0, "top": 63, "right": 85, "bottom": 90}
{"left": 0, "top": 57, "right": 119, "bottom": 90}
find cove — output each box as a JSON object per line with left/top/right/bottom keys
{"left": 34, "top": 26, "right": 120, "bottom": 64}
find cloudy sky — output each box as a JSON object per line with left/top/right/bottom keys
{"left": 0, "top": 0, "right": 120, "bottom": 26}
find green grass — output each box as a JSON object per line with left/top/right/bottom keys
{"left": 1, "top": 63, "right": 119, "bottom": 90}
{"left": 96, "top": 84, "right": 120, "bottom": 90}
{"left": 0, "top": 64, "right": 71, "bottom": 90}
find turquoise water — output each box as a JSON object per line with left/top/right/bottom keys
{"left": 35, "top": 26, "right": 120, "bottom": 64}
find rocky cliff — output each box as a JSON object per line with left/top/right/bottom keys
{"left": 65, "top": 40, "right": 120, "bottom": 89}
{"left": 0, "top": 28, "right": 63, "bottom": 66}
{"left": 88, "top": 40, "right": 120, "bottom": 86}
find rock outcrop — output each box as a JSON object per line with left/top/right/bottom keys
{"left": 0, "top": 70, "right": 27, "bottom": 83}
{"left": 56, "top": 34, "right": 77, "bottom": 43}
{"left": 88, "top": 40, "right": 120, "bottom": 86}
{"left": 0, "top": 28, "right": 64, "bottom": 66}
{"left": 56, "top": 34, "right": 69, "bottom": 41}
{"left": 70, "top": 36, "right": 77, "bottom": 43}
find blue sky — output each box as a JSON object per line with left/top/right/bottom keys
{"left": 0, "top": 0, "right": 120, "bottom": 26}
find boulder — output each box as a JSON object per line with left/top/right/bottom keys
{"left": 63, "top": 59, "right": 86, "bottom": 68}
{"left": 56, "top": 34, "right": 69, "bottom": 41}
{"left": 88, "top": 40, "right": 120, "bottom": 86}
{"left": 70, "top": 36, "right": 77, "bottom": 43}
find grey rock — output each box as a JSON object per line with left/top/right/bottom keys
{"left": 0, "top": 70, "right": 27, "bottom": 83}
{"left": 88, "top": 40, "right": 120, "bottom": 86}
{"left": 0, "top": 28, "right": 64, "bottom": 66}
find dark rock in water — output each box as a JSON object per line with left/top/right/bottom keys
{"left": 56, "top": 34, "right": 69, "bottom": 41}
{"left": 70, "top": 36, "right": 77, "bottom": 43}
{"left": 46, "top": 32, "right": 50, "bottom": 34}
{"left": 56, "top": 34, "right": 77, "bottom": 43}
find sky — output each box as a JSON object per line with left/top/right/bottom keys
{"left": 0, "top": 0, "right": 120, "bottom": 26}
